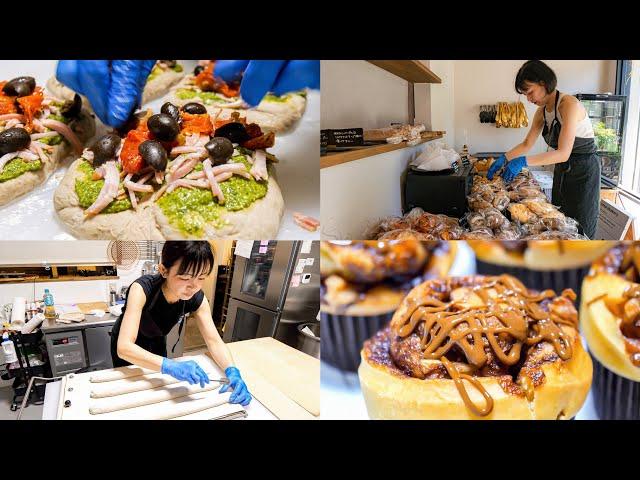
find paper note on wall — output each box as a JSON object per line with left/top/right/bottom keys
{"left": 301, "top": 240, "right": 313, "bottom": 254}
{"left": 235, "top": 241, "right": 254, "bottom": 258}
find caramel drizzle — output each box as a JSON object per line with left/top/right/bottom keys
{"left": 392, "top": 275, "right": 577, "bottom": 416}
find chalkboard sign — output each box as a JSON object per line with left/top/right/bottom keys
{"left": 321, "top": 128, "right": 364, "bottom": 147}
{"left": 320, "top": 130, "right": 330, "bottom": 148}
{"left": 595, "top": 199, "right": 634, "bottom": 240}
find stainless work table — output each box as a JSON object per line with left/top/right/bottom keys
{"left": 40, "top": 313, "right": 119, "bottom": 334}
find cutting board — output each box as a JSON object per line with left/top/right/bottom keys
{"left": 224, "top": 337, "right": 320, "bottom": 417}
{"left": 75, "top": 302, "right": 109, "bottom": 314}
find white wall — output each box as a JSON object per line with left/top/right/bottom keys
{"left": 429, "top": 60, "right": 456, "bottom": 145}
{"left": 451, "top": 60, "right": 617, "bottom": 153}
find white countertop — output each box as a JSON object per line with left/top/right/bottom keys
{"left": 0, "top": 60, "right": 319, "bottom": 240}
{"left": 320, "top": 241, "right": 599, "bottom": 420}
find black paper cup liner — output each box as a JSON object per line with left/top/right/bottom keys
{"left": 475, "top": 259, "right": 591, "bottom": 303}
{"left": 591, "top": 354, "right": 640, "bottom": 420}
{"left": 321, "top": 311, "right": 394, "bottom": 372}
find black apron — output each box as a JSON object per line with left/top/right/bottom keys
{"left": 543, "top": 90, "right": 600, "bottom": 238}
{"left": 110, "top": 277, "right": 188, "bottom": 368}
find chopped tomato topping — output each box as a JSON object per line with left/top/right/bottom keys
{"left": 181, "top": 112, "right": 213, "bottom": 136}
{"left": 195, "top": 62, "right": 215, "bottom": 91}
{"left": 0, "top": 96, "right": 17, "bottom": 114}
{"left": 120, "top": 126, "right": 152, "bottom": 174}
{"left": 16, "top": 88, "right": 44, "bottom": 129}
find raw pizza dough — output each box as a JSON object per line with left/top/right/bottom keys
{"left": 55, "top": 160, "right": 284, "bottom": 240}
{"left": 0, "top": 110, "right": 95, "bottom": 207}
{"left": 170, "top": 75, "right": 307, "bottom": 132}
{"left": 142, "top": 68, "right": 185, "bottom": 104}
{"left": 53, "top": 159, "right": 164, "bottom": 240}
{"left": 89, "top": 365, "right": 154, "bottom": 383}
{"left": 153, "top": 170, "right": 284, "bottom": 239}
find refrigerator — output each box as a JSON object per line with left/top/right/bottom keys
{"left": 222, "top": 241, "right": 320, "bottom": 347}
{"left": 576, "top": 93, "right": 627, "bottom": 184}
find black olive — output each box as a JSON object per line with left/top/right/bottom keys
{"left": 205, "top": 137, "right": 234, "bottom": 165}
{"left": 193, "top": 65, "right": 204, "bottom": 76}
{"left": 61, "top": 94, "right": 82, "bottom": 119}
{"left": 89, "top": 134, "right": 121, "bottom": 167}
{"left": 0, "top": 127, "right": 31, "bottom": 156}
{"left": 182, "top": 102, "right": 207, "bottom": 115}
{"left": 139, "top": 140, "right": 167, "bottom": 171}
{"left": 160, "top": 102, "right": 181, "bottom": 123}
{"left": 147, "top": 113, "right": 179, "bottom": 142}
{"left": 2, "top": 76, "right": 36, "bottom": 97}
{"left": 214, "top": 122, "right": 250, "bottom": 144}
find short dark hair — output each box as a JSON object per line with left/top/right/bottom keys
{"left": 515, "top": 60, "right": 557, "bottom": 94}
{"left": 161, "top": 241, "right": 214, "bottom": 277}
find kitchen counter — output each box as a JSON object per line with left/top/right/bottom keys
{"left": 41, "top": 313, "right": 118, "bottom": 334}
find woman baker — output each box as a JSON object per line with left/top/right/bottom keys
{"left": 488, "top": 60, "right": 600, "bottom": 238}
{"left": 111, "top": 241, "right": 251, "bottom": 406}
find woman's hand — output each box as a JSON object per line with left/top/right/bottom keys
{"left": 486, "top": 154, "right": 506, "bottom": 180}
{"left": 161, "top": 358, "right": 210, "bottom": 388}
{"left": 220, "top": 366, "right": 252, "bottom": 406}
{"left": 501, "top": 156, "right": 528, "bottom": 182}
{"left": 214, "top": 60, "right": 320, "bottom": 107}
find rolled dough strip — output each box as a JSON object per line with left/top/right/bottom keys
{"left": 171, "top": 403, "right": 247, "bottom": 420}
{"left": 89, "top": 381, "right": 221, "bottom": 415}
{"left": 89, "top": 366, "right": 154, "bottom": 383}
{"left": 92, "top": 391, "right": 233, "bottom": 420}
{"left": 90, "top": 370, "right": 221, "bottom": 398}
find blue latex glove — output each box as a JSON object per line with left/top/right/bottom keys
{"left": 486, "top": 154, "right": 506, "bottom": 180}
{"left": 214, "top": 60, "right": 320, "bottom": 107}
{"left": 56, "top": 60, "right": 156, "bottom": 128}
{"left": 161, "top": 358, "right": 210, "bottom": 388}
{"left": 501, "top": 156, "right": 528, "bottom": 182}
{"left": 219, "top": 366, "right": 252, "bottom": 406}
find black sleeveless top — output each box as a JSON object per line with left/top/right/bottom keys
{"left": 121, "top": 274, "right": 205, "bottom": 338}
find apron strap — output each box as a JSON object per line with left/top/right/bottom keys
{"left": 171, "top": 301, "right": 186, "bottom": 354}
{"left": 553, "top": 90, "right": 561, "bottom": 122}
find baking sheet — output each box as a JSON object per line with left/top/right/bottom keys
{"left": 51, "top": 353, "right": 276, "bottom": 420}
{"left": 319, "top": 241, "right": 599, "bottom": 420}
{"left": 0, "top": 60, "right": 319, "bottom": 240}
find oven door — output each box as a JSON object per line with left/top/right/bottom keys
{"left": 222, "top": 298, "right": 279, "bottom": 342}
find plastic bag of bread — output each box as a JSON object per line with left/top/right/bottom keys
{"left": 492, "top": 192, "right": 510, "bottom": 211}
{"left": 520, "top": 198, "right": 561, "bottom": 217}
{"left": 508, "top": 191, "right": 521, "bottom": 202}
{"left": 464, "top": 211, "right": 487, "bottom": 230}
{"left": 524, "top": 230, "right": 588, "bottom": 240}
{"left": 541, "top": 216, "right": 579, "bottom": 233}
{"left": 462, "top": 228, "right": 495, "bottom": 239}
{"left": 483, "top": 207, "right": 511, "bottom": 230}
{"left": 495, "top": 226, "right": 521, "bottom": 240}
{"left": 508, "top": 203, "right": 538, "bottom": 224}
{"left": 516, "top": 185, "right": 547, "bottom": 200}
{"left": 520, "top": 220, "right": 548, "bottom": 236}
{"left": 377, "top": 229, "right": 425, "bottom": 240}
{"left": 468, "top": 194, "right": 493, "bottom": 211}
{"left": 439, "top": 225, "right": 465, "bottom": 240}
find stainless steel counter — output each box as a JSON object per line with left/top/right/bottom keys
{"left": 40, "top": 313, "right": 118, "bottom": 334}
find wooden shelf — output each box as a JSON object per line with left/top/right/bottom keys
{"left": 0, "top": 275, "right": 119, "bottom": 285}
{"left": 367, "top": 60, "right": 441, "bottom": 83}
{"left": 320, "top": 133, "right": 444, "bottom": 169}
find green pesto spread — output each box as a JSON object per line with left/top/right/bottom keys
{"left": 148, "top": 63, "right": 184, "bottom": 82}
{"left": 157, "top": 154, "right": 268, "bottom": 236}
{"left": 175, "top": 88, "right": 228, "bottom": 105}
{"left": 39, "top": 134, "right": 63, "bottom": 145}
{"left": 74, "top": 160, "right": 133, "bottom": 214}
{"left": 263, "top": 94, "right": 290, "bottom": 103}
{"left": 0, "top": 158, "right": 43, "bottom": 182}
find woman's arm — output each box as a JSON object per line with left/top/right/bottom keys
{"left": 116, "top": 283, "right": 165, "bottom": 371}
{"left": 193, "top": 295, "right": 234, "bottom": 371}
{"left": 525, "top": 96, "right": 580, "bottom": 166}
{"left": 505, "top": 107, "right": 545, "bottom": 159}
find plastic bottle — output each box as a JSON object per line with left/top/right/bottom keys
{"left": 1, "top": 333, "right": 18, "bottom": 364}
{"left": 43, "top": 289, "right": 56, "bottom": 319}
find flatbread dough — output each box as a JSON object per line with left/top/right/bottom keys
{"left": 153, "top": 170, "right": 284, "bottom": 239}
{"left": 0, "top": 110, "right": 95, "bottom": 207}
{"left": 169, "top": 76, "right": 306, "bottom": 132}
{"left": 54, "top": 158, "right": 164, "bottom": 240}
{"left": 56, "top": 161, "right": 284, "bottom": 240}
{"left": 142, "top": 68, "right": 185, "bottom": 104}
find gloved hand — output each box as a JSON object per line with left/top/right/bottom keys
{"left": 219, "top": 366, "right": 252, "bottom": 406}
{"left": 161, "top": 358, "right": 210, "bottom": 388}
{"left": 501, "top": 156, "right": 528, "bottom": 182}
{"left": 486, "top": 154, "right": 506, "bottom": 180}
{"left": 56, "top": 60, "right": 156, "bottom": 128}
{"left": 214, "top": 60, "right": 320, "bottom": 107}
